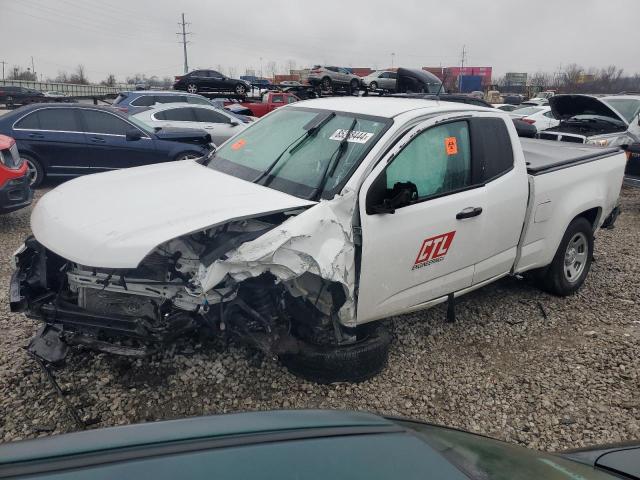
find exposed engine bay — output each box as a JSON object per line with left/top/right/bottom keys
{"left": 11, "top": 193, "right": 360, "bottom": 365}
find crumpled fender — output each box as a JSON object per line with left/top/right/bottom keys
{"left": 196, "top": 191, "right": 357, "bottom": 326}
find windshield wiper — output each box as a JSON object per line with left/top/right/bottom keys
{"left": 305, "top": 117, "right": 358, "bottom": 200}
{"left": 252, "top": 111, "right": 336, "bottom": 185}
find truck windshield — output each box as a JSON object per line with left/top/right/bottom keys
{"left": 208, "top": 107, "right": 390, "bottom": 199}
{"left": 603, "top": 98, "right": 640, "bottom": 123}
{"left": 400, "top": 421, "right": 618, "bottom": 480}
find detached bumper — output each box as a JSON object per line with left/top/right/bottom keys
{"left": 0, "top": 174, "right": 32, "bottom": 214}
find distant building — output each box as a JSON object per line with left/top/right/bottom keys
{"left": 505, "top": 72, "right": 528, "bottom": 86}
{"left": 423, "top": 66, "right": 493, "bottom": 91}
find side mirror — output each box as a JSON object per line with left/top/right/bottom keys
{"left": 230, "top": 120, "right": 239, "bottom": 126}
{"left": 126, "top": 129, "right": 143, "bottom": 141}
{"left": 626, "top": 143, "right": 640, "bottom": 155}
{"left": 369, "top": 181, "right": 418, "bottom": 214}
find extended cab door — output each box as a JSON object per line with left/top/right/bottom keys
{"left": 356, "top": 113, "right": 528, "bottom": 323}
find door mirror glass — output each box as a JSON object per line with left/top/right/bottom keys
{"left": 368, "top": 179, "right": 418, "bottom": 214}
{"left": 230, "top": 120, "right": 239, "bottom": 126}
{"left": 126, "top": 129, "right": 143, "bottom": 141}
{"left": 626, "top": 143, "right": 640, "bottom": 154}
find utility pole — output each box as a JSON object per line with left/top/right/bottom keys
{"left": 391, "top": 52, "right": 395, "bottom": 69}
{"left": 0, "top": 61, "right": 6, "bottom": 81}
{"left": 31, "top": 56, "right": 35, "bottom": 77}
{"left": 177, "top": 13, "right": 192, "bottom": 74}
{"left": 459, "top": 45, "right": 467, "bottom": 92}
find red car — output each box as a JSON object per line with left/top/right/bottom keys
{"left": 227, "top": 92, "right": 300, "bottom": 118}
{"left": 0, "top": 134, "right": 32, "bottom": 214}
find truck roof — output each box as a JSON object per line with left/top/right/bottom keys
{"left": 291, "top": 96, "right": 493, "bottom": 119}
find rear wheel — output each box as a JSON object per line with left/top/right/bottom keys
{"left": 280, "top": 324, "right": 391, "bottom": 384}
{"left": 321, "top": 77, "right": 332, "bottom": 91}
{"left": 537, "top": 217, "right": 593, "bottom": 296}
{"left": 186, "top": 83, "right": 198, "bottom": 94}
{"left": 369, "top": 81, "right": 378, "bottom": 91}
{"left": 235, "top": 83, "right": 247, "bottom": 96}
{"left": 22, "top": 154, "right": 44, "bottom": 187}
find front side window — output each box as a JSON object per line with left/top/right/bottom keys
{"left": 209, "top": 107, "right": 390, "bottom": 199}
{"left": 271, "top": 95, "right": 284, "bottom": 103}
{"left": 81, "top": 110, "right": 130, "bottom": 135}
{"left": 286, "top": 96, "right": 298, "bottom": 104}
{"left": 194, "top": 108, "right": 230, "bottom": 123}
{"left": 385, "top": 121, "right": 471, "bottom": 200}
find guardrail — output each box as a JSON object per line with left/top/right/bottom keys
{"left": 0, "top": 79, "right": 128, "bottom": 98}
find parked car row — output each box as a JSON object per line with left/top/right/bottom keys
{"left": 0, "top": 104, "right": 214, "bottom": 187}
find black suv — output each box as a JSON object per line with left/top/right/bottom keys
{"left": 173, "top": 70, "right": 251, "bottom": 96}
{"left": 0, "top": 86, "right": 44, "bottom": 107}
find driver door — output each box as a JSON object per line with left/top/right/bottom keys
{"left": 357, "top": 116, "right": 484, "bottom": 322}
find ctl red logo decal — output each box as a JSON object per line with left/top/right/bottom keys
{"left": 412, "top": 231, "right": 456, "bottom": 271}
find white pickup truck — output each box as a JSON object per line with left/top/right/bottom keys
{"left": 11, "top": 97, "right": 626, "bottom": 383}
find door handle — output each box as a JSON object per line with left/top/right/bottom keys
{"left": 456, "top": 207, "right": 483, "bottom": 219}
{"left": 90, "top": 136, "right": 106, "bottom": 143}
{"left": 28, "top": 133, "right": 44, "bottom": 139}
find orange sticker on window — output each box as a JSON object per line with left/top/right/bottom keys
{"left": 231, "top": 139, "right": 246, "bottom": 150}
{"left": 445, "top": 137, "right": 458, "bottom": 155}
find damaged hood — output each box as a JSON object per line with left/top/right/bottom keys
{"left": 550, "top": 95, "right": 628, "bottom": 124}
{"left": 31, "top": 161, "right": 315, "bottom": 268}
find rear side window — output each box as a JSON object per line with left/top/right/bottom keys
{"left": 80, "top": 110, "right": 130, "bottom": 135}
{"left": 186, "top": 96, "right": 211, "bottom": 105}
{"left": 130, "top": 95, "right": 156, "bottom": 107}
{"left": 469, "top": 117, "right": 514, "bottom": 182}
{"left": 194, "top": 109, "right": 230, "bottom": 123}
{"left": 160, "top": 107, "right": 197, "bottom": 122}
{"left": 154, "top": 95, "right": 187, "bottom": 104}
{"left": 271, "top": 95, "right": 284, "bottom": 103}
{"left": 16, "top": 109, "right": 80, "bottom": 131}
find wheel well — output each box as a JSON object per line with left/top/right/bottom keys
{"left": 574, "top": 207, "right": 601, "bottom": 230}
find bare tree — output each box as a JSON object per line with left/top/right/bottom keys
{"left": 562, "top": 64, "right": 583, "bottom": 91}
{"left": 265, "top": 61, "right": 277, "bottom": 78}
{"left": 286, "top": 59, "right": 297, "bottom": 74}
{"left": 100, "top": 74, "right": 117, "bottom": 86}
{"left": 69, "top": 64, "right": 88, "bottom": 84}
{"left": 8, "top": 66, "right": 37, "bottom": 81}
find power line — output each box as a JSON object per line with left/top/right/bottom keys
{"left": 177, "top": 13, "right": 192, "bottom": 74}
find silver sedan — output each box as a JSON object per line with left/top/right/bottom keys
{"left": 131, "top": 103, "right": 249, "bottom": 146}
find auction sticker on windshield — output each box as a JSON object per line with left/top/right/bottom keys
{"left": 329, "top": 129, "right": 374, "bottom": 144}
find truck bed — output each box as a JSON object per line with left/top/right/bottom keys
{"left": 521, "top": 138, "right": 621, "bottom": 175}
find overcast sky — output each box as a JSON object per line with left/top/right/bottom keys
{"left": 1, "top": 0, "right": 639, "bottom": 82}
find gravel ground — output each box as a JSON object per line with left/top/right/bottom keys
{"left": 0, "top": 185, "right": 638, "bottom": 451}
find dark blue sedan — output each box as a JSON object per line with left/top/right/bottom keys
{"left": 0, "top": 103, "right": 214, "bottom": 186}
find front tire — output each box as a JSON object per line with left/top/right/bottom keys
{"left": 175, "top": 152, "right": 202, "bottom": 161}
{"left": 369, "top": 81, "right": 378, "bottom": 91}
{"left": 235, "top": 83, "right": 247, "bottom": 96}
{"left": 22, "top": 154, "right": 44, "bottom": 187}
{"left": 537, "top": 217, "right": 594, "bottom": 296}
{"left": 321, "top": 77, "right": 332, "bottom": 91}
{"left": 280, "top": 324, "right": 391, "bottom": 384}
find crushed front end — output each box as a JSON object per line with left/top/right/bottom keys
{"left": 11, "top": 198, "right": 358, "bottom": 367}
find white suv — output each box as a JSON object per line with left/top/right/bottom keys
{"left": 307, "top": 66, "right": 361, "bottom": 92}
